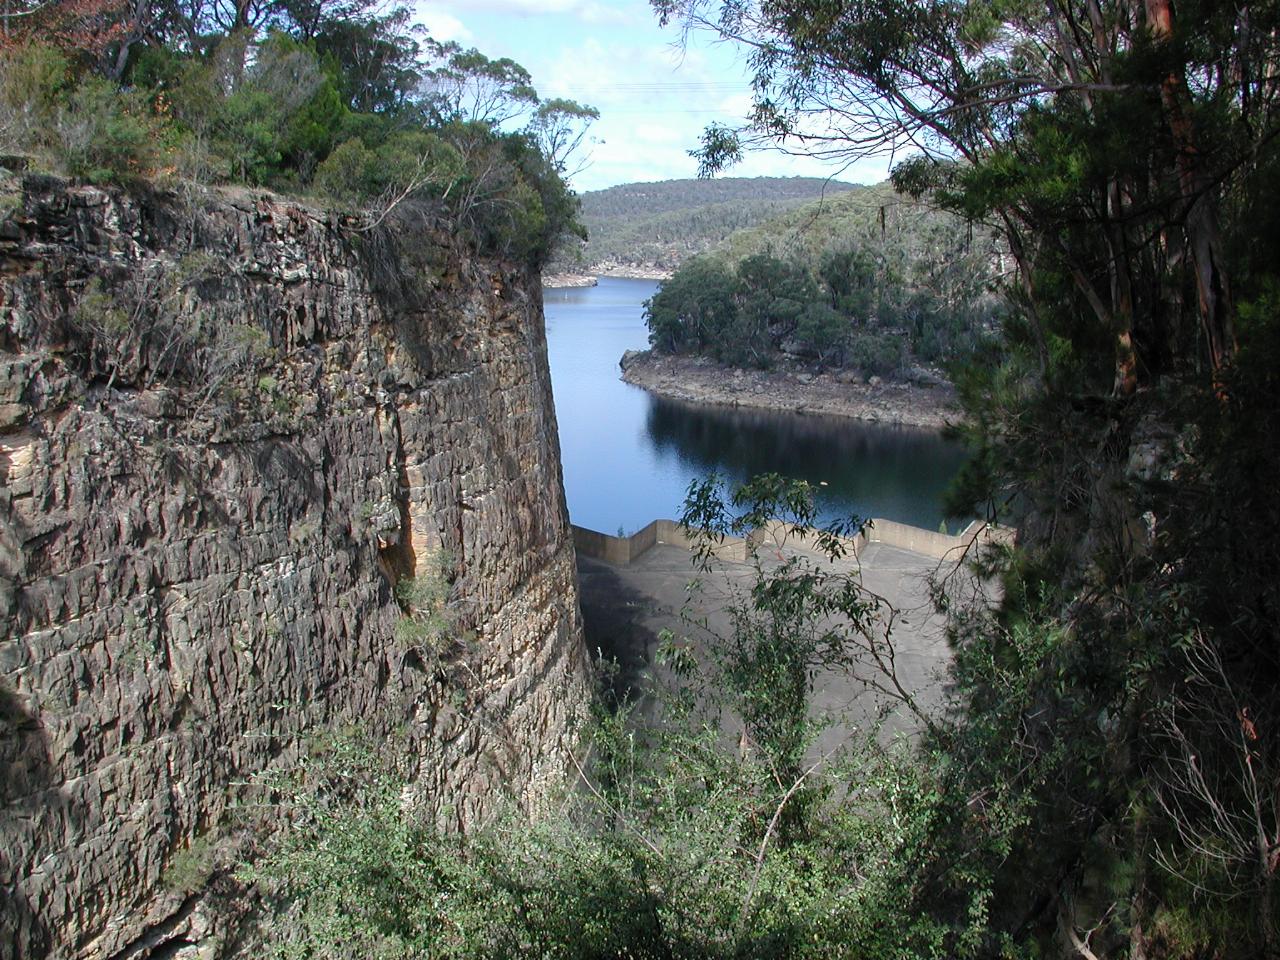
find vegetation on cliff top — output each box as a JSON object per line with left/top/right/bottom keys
{"left": 0, "top": 0, "right": 593, "bottom": 266}
{"left": 12, "top": 0, "right": 1280, "bottom": 957}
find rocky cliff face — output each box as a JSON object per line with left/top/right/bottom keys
{"left": 0, "top": 175, "right": 589, "bottom": 959}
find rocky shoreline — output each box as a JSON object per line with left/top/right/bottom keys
{"left": 598, "top": 263, "right": 673, "bottom": 280}
{"left": 542, "top": 272, "right": 598, "bottom": 288}
{"left": 543, "top": 263, "right": 674, "bottom": 288}
{"left": 619, "top": 350, "right": 962, "bottom": 430}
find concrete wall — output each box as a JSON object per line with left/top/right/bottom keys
{"left": 573, "top": 519, "right": 750, "bottom": 566}
{"left": 574, "top": 517, "right": 1014, "bottom": 567}
{"left": 864, "top": 519, "right": 963, "bottom": 560}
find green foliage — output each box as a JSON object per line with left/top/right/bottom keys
{"left": 0, "top": 43, "right": 69, "bottom": 153}
{"left": 526, "top": 98, "right": 599, "bottom": 173}
{"left": 309, "top": 6, "right": 426, "bottom": 115}
{"left": 636, "top": 2, "right": 1280, "bottom": 938}
{"left": 844, "top": 331, "right": 905, "bottom": 377}
{"left": 245, "top": 475, "right": 1048, "bottom": 959}
{"left": 676, "top": 475, "right": 880, "bottom": 789}
{"left": 69, "top": 277, "right": 128, "bottom": 336}
{"left": 392, "top": 557, "right": 456, "bottom": 662}
{"left": 313, "top": 131, "right": 463, "bottom": 207}
{"left": 310, "top": 137, "right": 379, "bottom": 202}
{"left": 643, "top": 184, "right": 1000, "bottom": 373}
{"left": 493, "top": 132, "right": 581, "bottom": 266}
{"left": 163, "top": 833, "right": 219, "bottom": 893}
{"left": 0, "top": 7, "right": 586, "bottom": 269}
{"left": 425, "top": 45, "right": 538, "bottom": 126}
{"left": 55, "top": 77, "right": 164, "bottom": 183}
{"left": 643, "top": 255, "right": 748, "bottom": 360}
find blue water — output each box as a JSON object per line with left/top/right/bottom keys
{"left": 544, "top": 278, "right": 968, "bottom": 536}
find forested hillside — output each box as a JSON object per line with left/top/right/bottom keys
{"left": 554, "top": 176, "right": 857, "bottom": 273}
{"left": 645, "top": 182, "right": 1002, "bottom": 374}
{"left": 583, "top": 176, "right": 856, "bottom": 219}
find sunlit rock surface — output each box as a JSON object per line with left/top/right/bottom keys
{"left": 0, "top": 177, "right": 589, "bottom": 959}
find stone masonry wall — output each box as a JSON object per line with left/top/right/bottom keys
{"left": 0, "top": 175, "right": 589, "bottom": 959}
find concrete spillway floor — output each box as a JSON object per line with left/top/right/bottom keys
{"left": 577, "top": 539, "right": 964, "bottom": 757}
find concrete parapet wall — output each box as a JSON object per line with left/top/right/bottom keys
{"left": 864, "top": 518, "right": 959, "bottom": 559}
{"left": 862, "top": 517, "right": 1014, "bottom": 560}
{"left": 574, "top": 517, "right": 1014, "bottom": 567}
{"left": 750, "top": 519, "right": 869, "bottom": 560}
{"left": 653, "top": 519, "right": 749, "bottom": 561}
{"left": 573, "top": 525, "right": 637, "bottom": 565}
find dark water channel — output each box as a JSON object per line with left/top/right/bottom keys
{"left": 544, "top": 277, "right": 968, "bottom": 536}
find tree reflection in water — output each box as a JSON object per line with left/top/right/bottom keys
{"left": 644, "top": 396, "right": 969, "bottom": 530}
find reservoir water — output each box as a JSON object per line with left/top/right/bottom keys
{"left": 544, "top": 277, "right": 968, "bottom": 536}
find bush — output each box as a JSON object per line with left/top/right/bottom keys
{"left": 845, "top": 331, "right": 906, "bottom": 376}
{"left": 56, "top": 78, "right": 164, "bottom": 183}
{"left": 312, "top": 137, "right": 380, "bottom": 203}
{"left": 0, "top": 44, "right": 68, "bottom": 154}
{"left": 314, "top": 131, "right": 464, "bottom": 217}
{"left": 795, "top": 300, "right": 848, "bottom": 360}
{"left": 644, "top": 255, "right": 741, "bottom": 354}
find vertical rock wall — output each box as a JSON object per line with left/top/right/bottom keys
{"left": 0, "top": 177, "right": 590, "bottom": 959}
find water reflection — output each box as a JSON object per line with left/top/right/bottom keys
{"left": 544, "top": 277, "right": 967, "bottom": 535}
{"left": 644, "top": 397, "right": 967, "bottom": 528}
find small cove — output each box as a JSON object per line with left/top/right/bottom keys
{"left": 544, "top": 277, "right": 968, "bottom": 535}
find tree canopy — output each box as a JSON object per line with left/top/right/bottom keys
{"left": 650, "top": 0, "right": 1280, "bottom": 955}
{"left": 0, "top": 0, "right": 598, "bottom": 266}
{"left": 643, "top": 182, "right": 1002, "bottom": 372}
{"left": 654, "top": 0, "right": 1278, "bottom": 390}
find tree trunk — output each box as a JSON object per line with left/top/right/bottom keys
{"left": 1145, "top": 0, "right": 1237, "bottom": 378}
{"left": 1105, "top": 177, "right": 1139, "bottom": 395}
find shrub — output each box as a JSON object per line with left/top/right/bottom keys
{"left": 795, "top": 300, "right": 848, "bottom": 360}
{"left": 163, "top": 833, "right": 218, "bottom": 893}
{"left": 644, "top": 255, "right": 741, "bottom": 354}
{"left": 312, "top": 137, "right": 379, "bottom": 203}
{"left": 314, "top": 131, "right": 463, "bottom": 211}
{"left": 391, "top": 552, "right": 474, "bottom": 674}
{"left": 56, "top": 78, "right": 164, "bottom": 183}
{"left": 845, "top": 331, "right": 906, "bottom": 377}
{"left": 0, "top": 44, "right": 69, "bottom": 154}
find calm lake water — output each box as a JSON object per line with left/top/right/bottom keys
{"left": 543, "top": 277, "right": 968, "bottom": 536}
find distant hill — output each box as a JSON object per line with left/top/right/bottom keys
{"left": 641, "top": 182, "right": 1006, "bottom": 374}
{"left": 704, "top": 181, "right": 1001, "bottom": 283}
{"left": 581, "top": 177, "right": 860, "bottom": 220}
{"left": 553, "top": 177, "right": 860, "bottom": 276}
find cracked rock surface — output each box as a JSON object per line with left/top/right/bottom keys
{"left": 0, "top": 176, "right": 589, "bottom": 960}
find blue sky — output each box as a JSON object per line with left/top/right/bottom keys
{"left": 413, "top": 0, "right": 894, "bottom": 192}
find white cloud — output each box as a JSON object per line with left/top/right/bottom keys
{"left": 415, "top": 6, "right": 472, "bottom": 42}
{"left": 428, "top": 0, "right": 636, "bottom": 25}
{"left": 410, "top": 0, "right": 891, "bottom": 190}
{"left": 631, "top": 122, "right": 686, "bottom": 146}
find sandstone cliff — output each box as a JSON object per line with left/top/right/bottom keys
{"left": 0, "top": 175, "right": 589, "bottom": 959}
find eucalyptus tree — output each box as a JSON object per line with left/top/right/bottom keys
{"left": 526, "top": 97, "right": 599, "bottom": 175}
{"left": 654, "top": 0, "right": 1280, "bottom": 392}
{"left": 652, "top": 3, "right": 1280, "bottom": 955}
{"left": 422, "top": 43, "right": 540, "bottom": 127}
